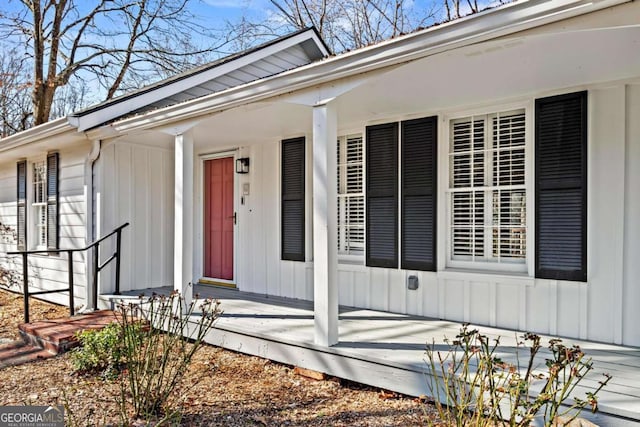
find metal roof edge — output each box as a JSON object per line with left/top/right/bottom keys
{"left": 0, "top": 117, "right": 79, "bottom": 153}
{"left": 70, "top": 27, "right": 328, "bottom": 123}
{"left": 103, "top": 0, "right": 634, "bottom": 134}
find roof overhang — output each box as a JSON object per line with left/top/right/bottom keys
{"left": 102, "top": 0, "right": 633, "bottom": 136}
{"left": 0, "top": 117, "right": 87, "bottom": 160}
{"left": 69, "top": 27, "right": 329, "bottom": 132}
{"left": 0, "top": 117, "right": 76, "bottom": 153}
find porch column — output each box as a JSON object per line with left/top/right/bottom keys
{"left": 312, "top": 101, "right": 338, "bottom": 346}
{"left": 174, "top": 131, "right": 194, "bottom": 307}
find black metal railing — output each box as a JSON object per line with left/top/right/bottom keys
{"left": 7, "top": 222, "right": 129, "bottom": 323}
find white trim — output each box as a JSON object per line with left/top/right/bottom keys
{"left": 27, "top": 158, "right": 47, "bottom": 251}
{"left": 199, "top": 151, "right": 239, "bottom": 285}
{"left": 74, "top": 29, "right": 328, "bottom": 132}
{"left": 437, "top": 268, "right": 535, "bottom": 286}
{"left": 336, "top": 133, "right": 365, "bottom": 260}
{"left": 441, "top": 101, "right": 532, "bottom": 276}
{"left": 524, "top": 100, "right": 535, "bottom": 276}
{"left": 0, "top": 117, "right": 74, "bottom": 152}
{"left": 312, "top": 102, "right": 339, "bottom": 346}
{"left": 174, "top": 131, "right": 195, "bottom": 306}
{"left": 107, "top": 0, "right": 631, "bottom": 135}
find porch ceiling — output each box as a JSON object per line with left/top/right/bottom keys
{"left": 141, "top": 25, "right": 640, "bottom": 152}
{"left": 333, "top": 25, "right": 640, "bottom": 126}
{"left": 161, "top": 24, "right": 640, "bottom": 151}
{"left": 191, "top": 102, "right": 313, "bottom": 151}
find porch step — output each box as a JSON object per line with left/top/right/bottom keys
{"left": 98, "top": 293, "right": 149, "bottom": 310}
{"left": 18, "top": 310, "right": 119, "bottom": 354}
{"left": 0, "top": 341, "right": 56, "bottom": 368}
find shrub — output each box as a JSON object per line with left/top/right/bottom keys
{"left": 424, "top": 324, "right": 611, "bottom": 426}
{"left": 71, "top": 322, "right": 131, "bottom": 380}
{"left": 116, "top": 291, "right": 221, "bottom": 423}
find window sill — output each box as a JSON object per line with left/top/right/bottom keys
{"left": 337, "top": 259, "right": 367, "bottom": 272}
{"left": 438, "top": 268, "right": 535, "bottom": 286}
{"left": 28, "top": 249, "right": 61, "bottom": 258}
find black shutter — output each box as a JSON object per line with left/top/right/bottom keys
{"left": 366, "top": 123, "right": 398, "bottom": 268}
{"left": 281, "top": 137, "right": 305, "bottom": 261}
{"left": 401, "top": 116, "right": 437, "bottom": 271}
{"left": 46, "top": 152, "right": 59, "bottom": 250}
{"left": 535, "top": 91, "right": 587, "bottom": 281}
{"left": 16, "top": 160, "right": 27, "bottom": 251}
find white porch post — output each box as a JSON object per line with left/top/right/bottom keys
{"left": 174, "top": 131, "right": 194, "bottom": 307}
{"left": 312, "top": 101, "right": 338, "bottom": 346}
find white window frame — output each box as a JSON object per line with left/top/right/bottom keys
{"left": 442, "top": 103, "right": 534, "bottom": 274}
{"left": 30, "top": 159, "right": 48, "bottom": 250}
{"left": 337, "top": 133, "right": 365, "bottom": 263}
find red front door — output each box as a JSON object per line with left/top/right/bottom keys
{"left": 204, "top": 157, "right": 234, "bottom": 280}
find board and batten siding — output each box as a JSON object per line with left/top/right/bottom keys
{"left": 0, "top": 146, "right": 89, "bottom": 306}
{"left": 206, "top": 140, "right": 313, "bottom": 301}
{"left": 228, "top": 82, "right": 640, "bottom": 347}
{"left": 97, "top": 140, "right": 174, "bottom": 293}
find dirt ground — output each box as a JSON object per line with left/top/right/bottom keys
{"left": 0, "top": 289, "right": 438, "bottom": 426}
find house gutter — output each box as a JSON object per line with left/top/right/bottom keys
{"left": 0, "top": 117, "right": 75, "bottom": 152}
{"left": 81, "top": 139, "right": 102, "bottom": 312}
{"left": 107, "top": 0, "right": 631, "bottom": 134}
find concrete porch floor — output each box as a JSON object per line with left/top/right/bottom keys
{"left": 106, "top": 284, "right": 640, "bottom": 426}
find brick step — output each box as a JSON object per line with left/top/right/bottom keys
{"left": 18, "top": 310, "right": 119, "bottom": 354}
{"left": 0, "top": 341, "right": 56, "bottom": 368}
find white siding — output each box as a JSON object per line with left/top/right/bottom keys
{"left": 224, "top": 82, "right": 640, "bottom": 347}
{"left": 211, "top": 141, "right": 315, "bottom": 301}
{"left": 622, "top": 84, "right": 640, "bottom": 346}
{"left": 334, "top": 83, "right": 640, "bottom": 347}
{"left": 97, "top": 141, "right": 174, "bottom": 293}
{"left": 0, "top": 146, "right": 88, "bottom": 307}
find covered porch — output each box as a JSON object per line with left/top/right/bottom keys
{"left": 91, "top": 9, "right": 640, "bottom": 351}
{"left": 109, "top": 285, "right": 640, "bottom": 426}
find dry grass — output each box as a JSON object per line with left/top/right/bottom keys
{"left": 0, "top": 288, "right": 69, "bottom": 340}
{"left": 0, "top": 289, "right": 438, "bottom": 426}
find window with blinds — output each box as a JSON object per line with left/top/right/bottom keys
{"left": 448, "top": 109, "right": 527, "bottom": 267}
{"left": 32, "top": 160, "right": 47, "bottom": 248}
{"left": 16, "top": 160, "right": 27, "bottom": 251}
{"left": 337, "top": 134, "right": 364, "bottom": 257}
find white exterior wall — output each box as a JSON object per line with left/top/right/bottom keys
{"left": 227, "top": 81, "right": 640, "bottom": 347}
{"left": 193, "top": 141, "right": 315, "bottom": 300}
{"left": 0, "top": 145, "right": 89, "bottom": 306}
{"left": 97, "top": 140, "right": 174, "bottom": 293}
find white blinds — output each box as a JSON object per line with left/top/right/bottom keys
{"left": 338, "top": 135, "right": 365, "bottom": 255}
{"left": 450, "top": 110, "right": 526, "bottom": 263}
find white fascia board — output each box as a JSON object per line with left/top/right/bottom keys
{"left": 75, "top": 30, "right": 327, "bottom": 132}
{"left": 0, "top": 117, "right": 78, "bottom": 153}
{"left": 109, "top": 0, "right": 630, "bottom": 134}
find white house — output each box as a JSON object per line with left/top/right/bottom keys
{"left": 1, "top": 0, "right": 640, "bottom": 423}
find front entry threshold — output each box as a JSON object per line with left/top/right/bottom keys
{"left": 199, "top": 278, "right": 236, "bottom": 289}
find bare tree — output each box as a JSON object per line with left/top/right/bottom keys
{"left": 0, "top": 46, "right": 33, "bottom": 137}
{"left": 0, "top": 0, "right": 229, "bottom": 126}
{"left": 49, "top": 75, "right": 92, "bottom": 120}
{"left": 261, "top": 0, "right": 509, "bottom": 52}
{"left": 442, "top": 0, "right": 512, "bottom": 21}
{"left": 261, "top": 0, "right": 440, "bottom": 53}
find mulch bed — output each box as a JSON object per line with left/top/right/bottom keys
{"left": 0, "top": 288, "right": 438, "bottom": 426}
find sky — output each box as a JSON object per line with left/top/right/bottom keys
{"left": 0, "top": 0, "right": 492, "bottom": 115}
{"left": 190, "top": 0, "right": 272, "bottom": 28}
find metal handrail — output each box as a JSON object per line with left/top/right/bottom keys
{"left": 7, "top": 222, "right": 130, "bottom": 323}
